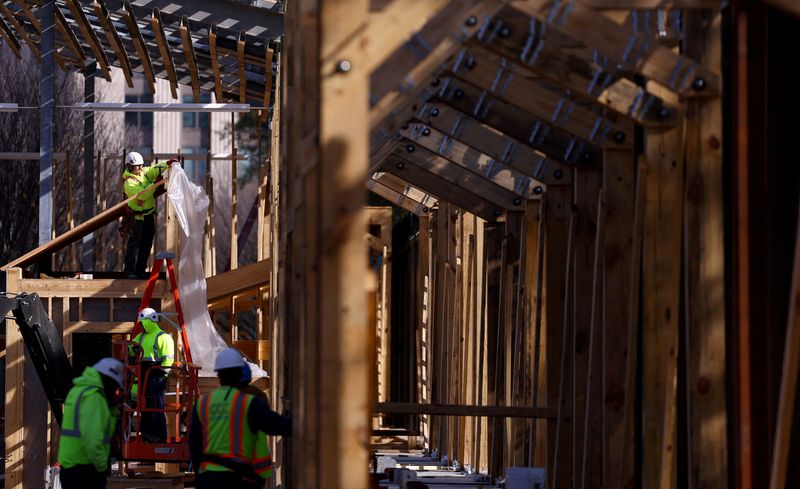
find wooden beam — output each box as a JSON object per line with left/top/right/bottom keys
{"left": 64, "top": 0, "right": 111, "bottom": 81}
{"left": 383, "top": 156, "right": 503, "bottom": 221}
{"left": 0, "top": 2, "right": 39, "bottom": 60}
{"left": 414, "top": 103, "right": 570, "bottom": 186}
{"left": 375, "top": 402, "right": 556, "bottom": 419}
{"left": 579, "top": 0, "right": 720, "bottom": 8}
{"left": 684, "top": 10, "right": 727, "bottom": 489}
{"left": 14, "top": 277, "right": 170, "bottom": 299}
{"left": 178, "top": 16, "right": 201, "bottom": 102}
{"left": 0, "top": 13, "right": 21, "bottom": 58}
{"left": 473, "top": 11, "right": 678, "bottom": 127}
{"left": 449, "top": 46, "right": 634, "bottom": 148}
{"left": 263, "top": 47, "right": 275, "bottom": 110}
{"left": 372, "top": 170, "right": 437, "bottom": 207}
{"left": 325, "top": 0, "right": 450, "bottom": 77}
{"left": 122, "top": 0, "right": 155, "bottom": 93}
{"left": 510, "top": 0, "right": 719, "bottom": 96}
{"left": 434, "top": 77, "right": 601, "bottom": 166}
{"left": 401, "top": 122, "right": 544, "bottom": 197}
{"left": 395, "top": 142, "right": 526, "bottom": 210}
{"left": 56, "top": 7, "right": 87, "bottom": 67}
{"left": 93, "top": 0, "right": 132, "bottom": 86}
{"left": 366, "top": 177, "right": 432, "bottom": 216}
{"left": 206, "top": 259, "right": 271, "bottom": 304}
{"left": 150, "top": 8, "right": 178, "bottom": 99}
{"left": 2, "top": 180, "right": 165, "bottom": 270}
{"left": 237, "top": 31, "right": 247, "bottom": 103}
{"left": 4, "top": 268, "right": 24, "bottom": 489}
{"left": 209, "top": 23, "right": 223, "bottom": 102}
{"left": 14, "top": 2, "right": 41, "bottom": 33}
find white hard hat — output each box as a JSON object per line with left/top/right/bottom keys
{"left": 125, "top": 151, "right": 144, "bottom": 167}
{"left": 138, "top": 307, "right": 159, "bottom": 322}
{"left": 93, "top": 357, "right": 125, "bottom": 388}
{"left": 214, "top": 348, "right": 246, "bottom": 371}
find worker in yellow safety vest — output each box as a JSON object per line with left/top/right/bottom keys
{"left": 189, "top": 348, "right": 291, "bottom": 489}
{"left": 57, "top": 358, "right": 124, "bottom": 489}
{"left": 122, "top": 151, "right": 177, "bottom": 279}
{"left": 129, "top": 307, "right": 174, "bottom": 443}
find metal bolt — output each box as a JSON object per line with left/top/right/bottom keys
{"left": 583, "top": 152, "right": 592, "bottom": 161}
{"left": 554, "top": 169, "right": 564, "bottom": 180}
{"left": 499, "top": 26, "right": 511, "bottom": 38}
{"left": 453, "top": 88, "right": 464, "bottom": 100}
{"left": 658, "top": 107, "right": 670, "bottom": 119}
{"left": 513, "top": 197, "right": 522, "bottom": 206}
{"left": 431, "top": 78, "right": 441, "bottom": 87}
{"left": 401, "top": 122, "right": 409, "bottom": 130}
{"left": 534, "top": 186, "right": 543, "bottom": 195}
{"left": 422, "top": 206, "right": 429, "bottom": 213}
{"left": 493, "top": 209, "right": 503, "bottom": 217}
{"left": 406, "top": 144, "right": 415, "bottom": 153}
{"left": 614, "top": 131, "right": 625, "bottom": 143}
{"left": 422, "top": 127, "right": 431, "bottom": 137}
{"left": 693, "top": 77, "right": 706, "bottom": 90}
{"left": 431, "top": 107, "right": 440, "bottom": 117}
{"left": 465, "top": 57, "right": 476, "bottom": 70}
{"left": 465, "top": 15, "right": 478, "bottom": 27}
{"left": 336, "top": 60, "right": 351, "bottom": 73}
{"left": 396, "top": 162, "right": 405, "bottom": 170}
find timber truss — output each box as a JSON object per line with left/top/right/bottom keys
{"left": 363, "top": 0, "right": 718, "bottom": 219}
{"left": 0, "top": 0, "right": 279, "bottom": 105}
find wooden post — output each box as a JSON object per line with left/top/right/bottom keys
{"left": 285, "top": 0, "right": 369, "bottom": 487}
{"left": 4, "top": 267, "right": 24, "bottom": 489}
{"left": 230, "top": 145, "right": 238, "bottom": 271}
{"left": 602, "top": 149, "right": 635, "bottom": 489}
{"left": 684, "top": 10, "right": 727, "bottom": 489}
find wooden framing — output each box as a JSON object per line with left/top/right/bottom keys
{"left": 237, "top": 31, "right": 247, "bottom": 104}
{"left": 0, "top": 2, "right": 39, "bottom": 60}
{"left": 65, "top": 0, "right": 112, "bottom": 80}
{"left": 93, "top": 0, "right": 133, "bottom": 87}
{"left": 208, "top": 23, "right": 224, "bottom": 102}
{"left": 0, "top": 13, "right": 21, "bottom": 58}
{"left": 122, "top": 0, "right": 155, "bottom": 93}
{"left": 56, "top": 7, "right": 87, "bottom": 67}
{"left": 179, "top": 16, "right": 201, "bottom": 102}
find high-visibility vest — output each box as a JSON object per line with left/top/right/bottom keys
{"left": 197, "top": 387, "right": 273, "bottom": 478}
{"left": 132, "top": 328, "right": 174, "bottom": 366}
{"left": 123, "top": 163, "right": 167, "bottom": 218}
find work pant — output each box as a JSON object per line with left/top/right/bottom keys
{"left": 124, "top": 214, "right": 155, "bottom": 277}
{"left": 60, "top": 464, "right": 106, "bottom": 489}
{"left": 141, "top": 367, "right": 167, "bottom": 442}
{"left": 196, "top": 471, "right": 265, "bottom": 489}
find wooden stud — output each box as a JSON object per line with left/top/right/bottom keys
{"left": 121, "top": 0, "right": 155, "bottom": 93}
{"left": 683, "top": 10, "right": 727, "bottom": 489}
{"left": 375, "top": 402, "right": 556, "bottom": 418}
{"left": 366, "top": 177, "right": 430, "bottom": 216}
{"left": 263, "top": 47, "right": 275, "bottom": 112}
{"left": 0, "top": 13, "right": 21, "bottom": 58}
{"left": 150, "top": 9, "right": 179, "bottom": 99}
{"left": 56, "top": 7, "right": 87, "bottom": 66}
{"left": 4, "top": 267, "right": 24, "bottom": 489}
{"left": 179, "top": 16, "right": 201, "bottom": 102}
{"left": 209, "top": 24, "right": 224, "bottom": 102}
{"left": 93, "top": 0, "right": 133, "bottom": 87}
{"left": 64, "top": 0, "right": 111, "bottom": 81}
{"left": 510, "top": 0, "right": 719, "bottom": 96}
{"left": 237, "top": 31, "right": 247, "bottom": 103}
{"left": 372, "top": 171, "right": 437, "bottom": 208}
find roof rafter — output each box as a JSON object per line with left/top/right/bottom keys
{"left": 366, "top": 177, "right": 432, "bottom": 216}
{"left": 150, "top": 8, "right": 178, "bottom": 99}
{"left": 178, "top": 15, "right": 201, "bottom": 101}
{"left": 93, "top": 0, "right": 133, "bottom": 87}
{"left": 65, "top": 0, "right": 112, "bottom": 80}
{"left": 121, "top": 0, "right": 155, "bottom": 93}
{"left": 0, "top": 9, "right": 21, "bottom": 58}
{"left": 55, "top": 7, "right": 87, "bottom": 66}
{"left": 237, "top": 30, "right": 247, "bottom": 103}
{"left": 0, "top": 2, "right": 39, "bottom": 60}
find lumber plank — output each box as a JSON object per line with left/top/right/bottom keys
{"left": 93, "top": 0, "right": 133, "bottom": 87}
{"left": 263, "top": 47, "right": 275, "bottom": 111}
{"left": 206, "top": 260, "right": 271, "bottom": 303}
{"left": 383, "top": 156, "right": 503, "bottom": 222}
{"left": 394, "top": 142, "right": 525, "bottom": 211}
{"left": 401, "top": 122, "right": 543, "bottom": 197}
{"left": 64, "top": 0, "right": 111, "bottom": 80}
{"left": 510, "top": 0, "right": 719, "bottom": 96}
{"left": 3, "top": 179, "right": 165, "bottom": 270}
{"left": 237, "top": 31, "right": 247, "bottom": 103}
{"left": 366, "top": 177, "right": 431, "bottom": 216}
{"left": 4, "top": 268, "right": 24, "bottom": 489}
{"left": 208, "top": 24, "right": 223, "bottom": 102}
{"left": 179, "top": 16, "right": 201, "bottom": 102}
{"left": 683, "top": 10, "right": 726, "bottom": 489}
{"left": 372, "top": 171, "right": 437, "bottom": 208}
{"left": 17, "top": 277, "right": 170, "bottom": 298}
{"left": 121, "top": 0, "right": 155, "bottom": 93}
{"left": 602, "top": 148, "right": 635, "bottom": 489}
{"left": 473, "top": 9, "right": 678, "bottom": 127}
{"left": 0, "top": 12, "right": 21, "bottom": 58}
{"left": 58, "top": 6, "right": 87, "bottom": 66}
{"left": 450, "top": 45, "right": 635, "bottom": 147}
{"left": 375, "top": 402, "right": 556, "bottom": 418}
{"left": 578, "top": 0, "right": 720, "bottom": 6}
{"left": 434, "top": 77, "right": 602, "bottom": 166}
{"left": 150, "top": 9, "right": 178, "bottom": 99}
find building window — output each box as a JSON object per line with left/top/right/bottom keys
{"left": 124, "top": 93, "right": 154, "bottom": 129}
{"left": 182, "top": 93, "right": 212, "bottom": 128}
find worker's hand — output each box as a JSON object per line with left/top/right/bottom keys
{"left": 166, "top": 158, "right": 180, "bottom": 167}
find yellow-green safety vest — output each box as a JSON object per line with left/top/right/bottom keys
{"left": 197, "top": 387, "right": 273, "bottom": 478}
{"left": 123, "top": 162, "right": 167, "bottom": 218}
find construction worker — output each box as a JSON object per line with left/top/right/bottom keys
{"left": 129, "top": 307, "right": 174, "bottom": 443}
{"left": 189, "top": 348, "right": 291, "bottom": 489}
{"left": 122, "top": 151, "right": 177, "bottom": 279}
{"left": 58, "top": 357, "right": 124, "bottom": 489}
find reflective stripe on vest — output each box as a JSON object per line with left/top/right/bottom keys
{"left": 134, "top": 331, "right": 167, "bottom": 362}
{"left": 61, "top": 386, "right": 99, "bottom": 438}
{"left": 198, "top": 387, "right": 259, "bottom": 473}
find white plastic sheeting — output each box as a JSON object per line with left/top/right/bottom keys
{"left": 167, "top": 165, "right": 266, "bottom": 378}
